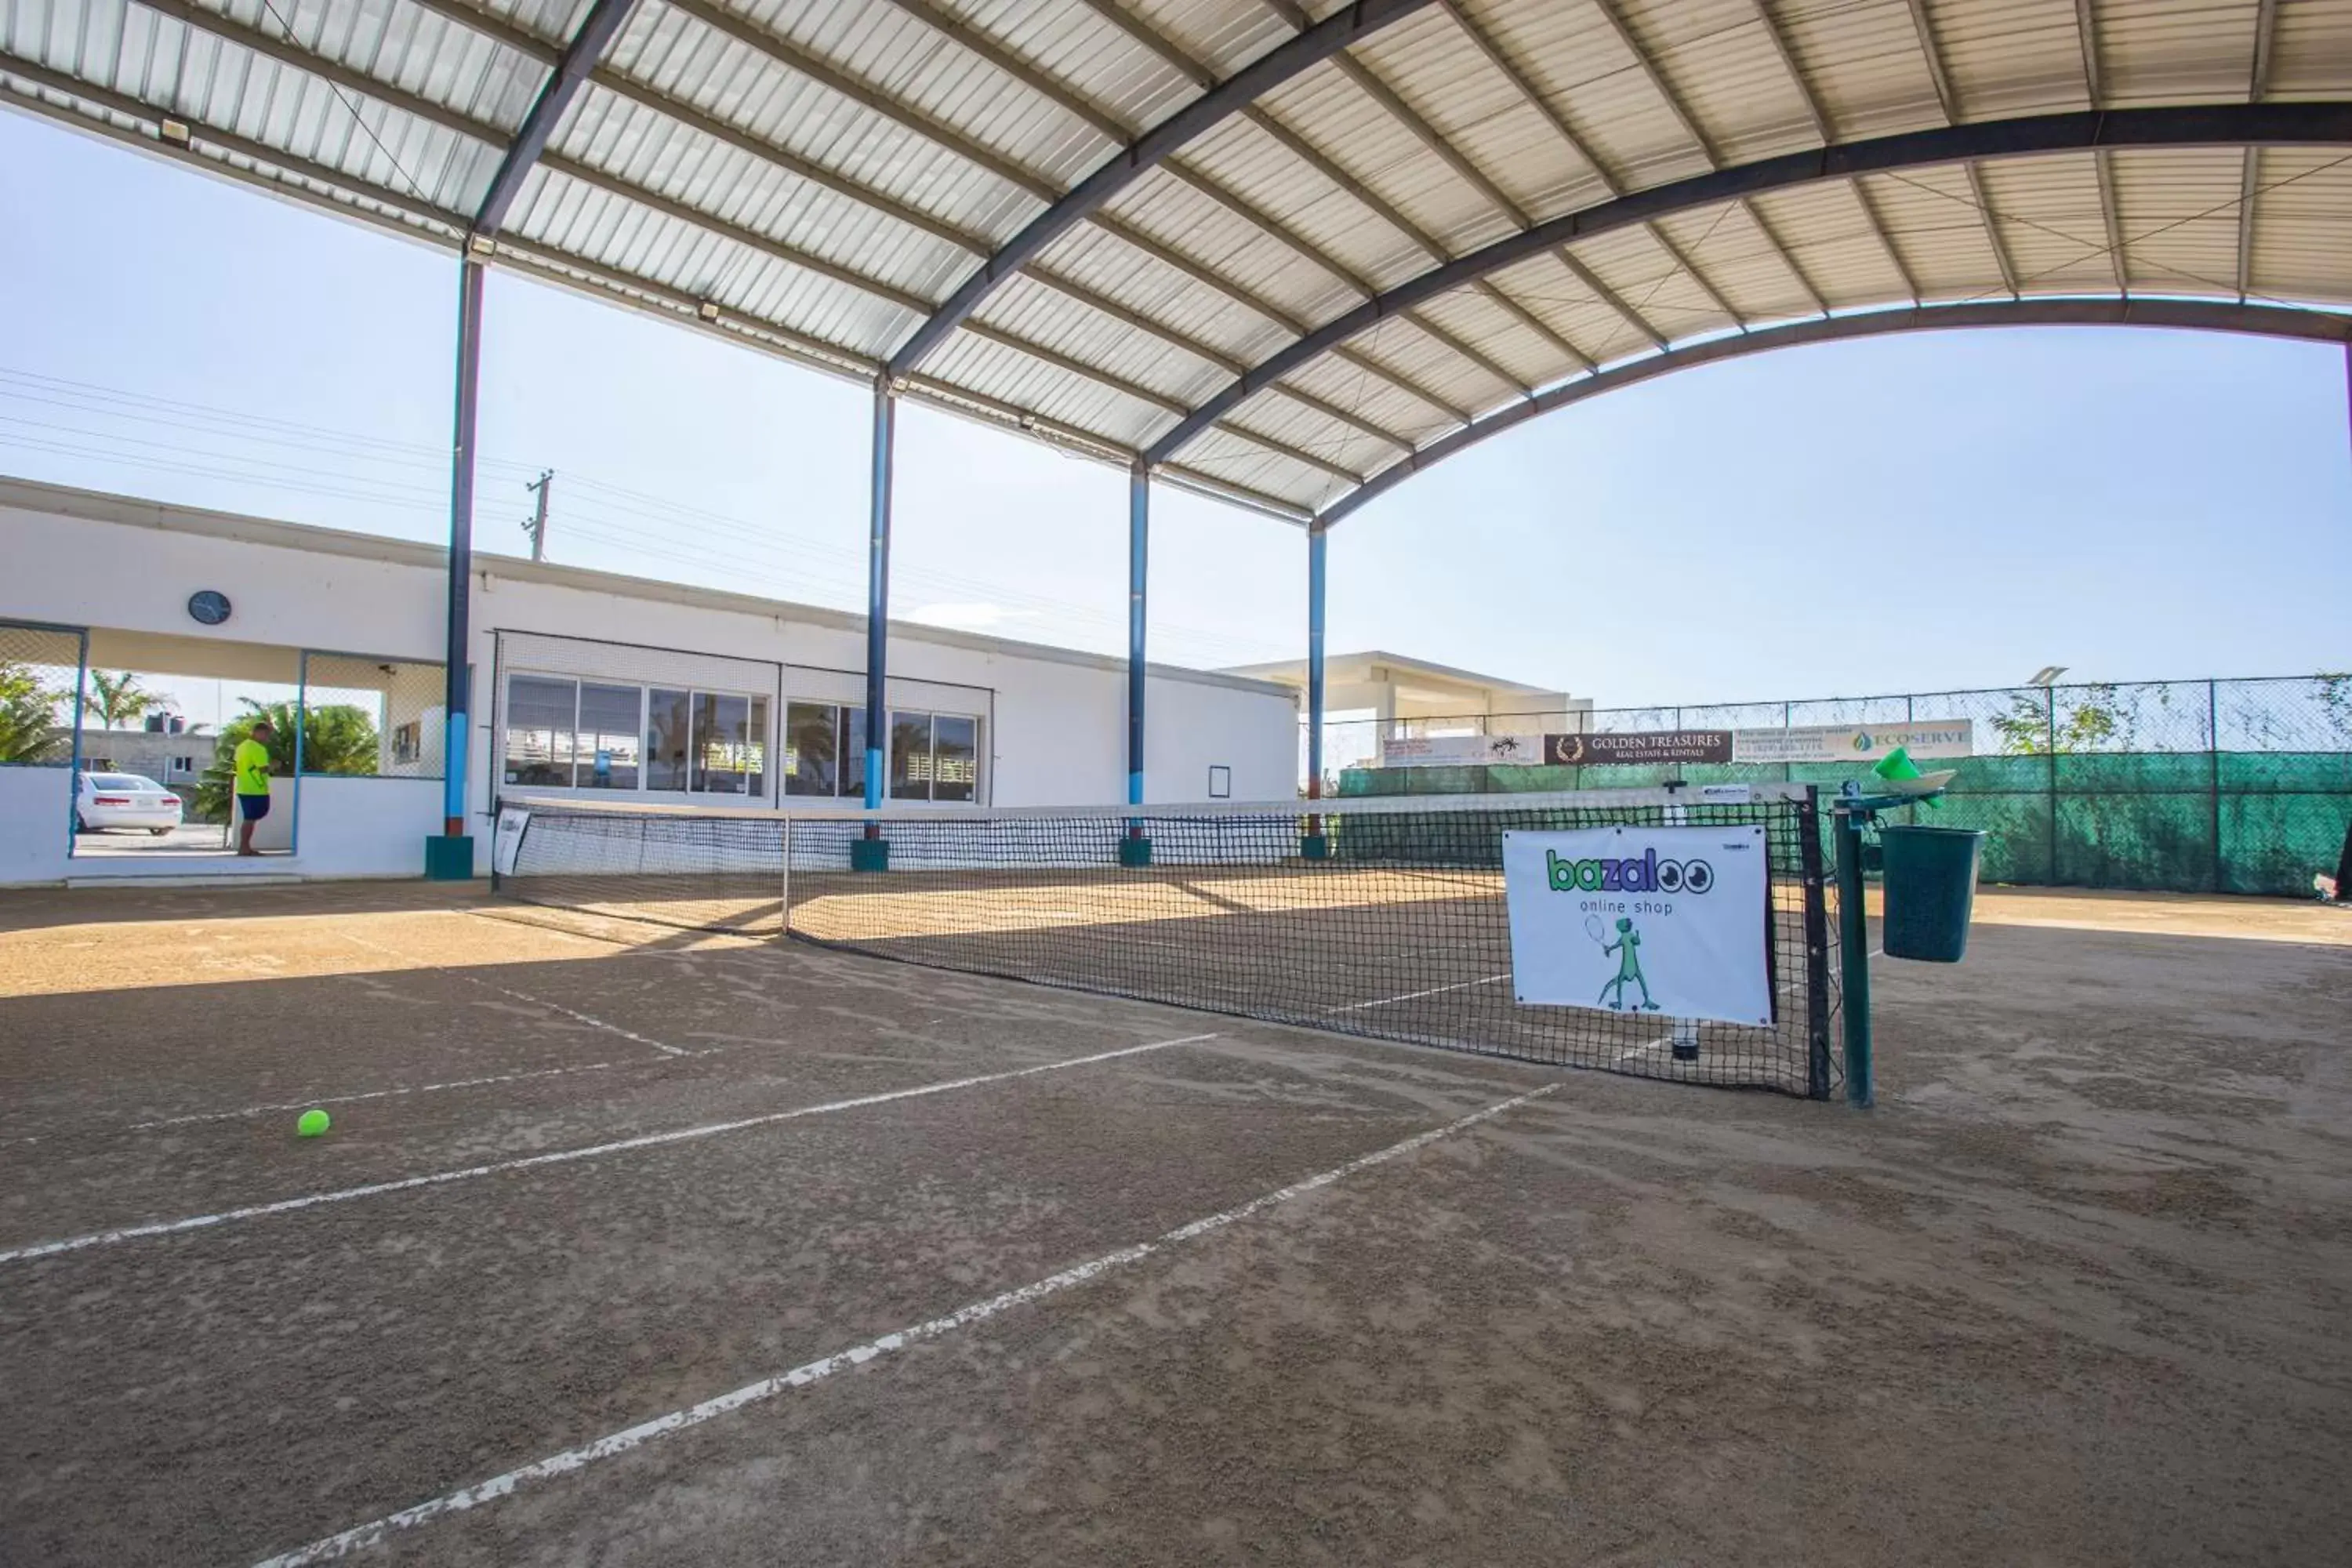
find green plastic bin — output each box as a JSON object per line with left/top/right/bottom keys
{"left": 1878, "top": 824, "right": 1984, "bottom": 963}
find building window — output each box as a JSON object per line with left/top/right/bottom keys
{"left": 576, "top": 683, "right": 642, "bottom": 790}
{"left": 644, "top": 688, "right": 692, "bottom": 792}
{"left": 784, "top": 703, "right": 972, "bottom": 800}
{"left": 505, "top": 676, "right": 575, "bottom": 786}
{"left": 784, "top": 702, "right": 837, "bottom": 797}
{"left": 933, "top": 715, "right": 977, "bottom": 803}
{"left": 889, "top": 711, "right": 933, "bottom": 801}
{"left": 505, "top": 675, "right": 765, "bottom": 797}
{"left": 692, "top": 692, "right": 768, "bottom": 795}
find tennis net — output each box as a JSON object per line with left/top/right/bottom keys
{"left": 495, "top": 786, "right": 1838, "bottom": 1098}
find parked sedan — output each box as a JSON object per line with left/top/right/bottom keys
{"left": 75, "top": 773, "right": 183, "bottom": 835}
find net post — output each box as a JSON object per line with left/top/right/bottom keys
{"left": 1833, "top": 796, "right": 1875, "bottom": 1108}
{"left": 1798, "top": 787, "right": 1835, "bottom": 1100}
{"left": 856, "top": 374, "right": 894, "bottom": 872}
{"left": 777, "top": 812, "right": 792, "bottom": 941}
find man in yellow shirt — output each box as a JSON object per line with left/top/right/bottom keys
{"left": 234, "top": 720, "right": 276, "bottom": 856}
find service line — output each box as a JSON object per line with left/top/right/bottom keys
{"left": 332, "top": 929, "right": 688, "bottom": 1058}
{"left": 248, "top": 1078, "right": 1563, "bottom": 1566}
{"left": 0, "top": 1033, "right": 1221, "bottom": 1267}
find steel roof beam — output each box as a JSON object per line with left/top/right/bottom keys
{"left": 105, "top": 0, "right": 1362, "bottom": 485}
{"left": 2072, "top": 0, "right": 2129, "bottom": 296}
{"left": 1745, "top": 0, "right": 1918, "bottom": 303}
{"left": 1316, "top": 46, "right": 1599, "bottom": 373}
{"left": 0, "top": 47, "right": 1338, "bottom": 525}
{"left": 1904, "top": 0, "right": 2017, "bottom": 298}
{"left": 1584, "top": 0, "right": 1824, "bottom": 321}
{"left": 1439, "top": 0, "right": 1739, "bottom": 328}
{"left": 869, "top": 1, "right": 1446, "bottom": 438}
{"left": 1148, "top": 100, "right": 2352, "bottom": 462}
{"left": 472, "top": 0, "right": 639, "bottom": 235}
{"left": 1314, "top": 299, "right": 2352, "bottom": 529}
{"left": 1102, "top": 0, "right": 1569, "bottom": 393}
{"left": 885, "top": 0, "right": 1439, "bottom": 377}
{"left": 2241, "top": 0, "right": 2281, "bottom": 299}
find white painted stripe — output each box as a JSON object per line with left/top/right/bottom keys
{"left": 1325, "top": 973, "right": 1509, "bottom": 1014}
{"left": 1614, "top": 1034, "right": 1675, "bottom": 1062}
{"left": 332, "top": 931, "right": 688, "bottom": 1058}
{"left": 0, "top": 1033, "right": 1221, "bottom": 1267}
{"left": 245, "top": 1079, "right": 1561, "bottom": 1566}
{"left": 128, "top": 1062, "right": 625, "bottom": 1131}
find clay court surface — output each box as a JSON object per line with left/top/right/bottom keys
{"left": 2, "top": 881, "right": 2347, "bottom": 1566}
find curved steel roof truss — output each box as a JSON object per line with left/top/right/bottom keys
{"left": 1149, "top": 100, "right": 2352, "bottom": 466}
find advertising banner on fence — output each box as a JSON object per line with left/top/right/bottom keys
{"left": 1502, "top": 825, "right": 1774, "bottom": 1027}
{"left": 1544, "top": 731, "right": 1733, "bottom": 765}
{"left": 1731, "top": 719, "right": 1973, "bottom": 765}
{"left": 1379, "top": 732, "right": 1547, "bottom": 767}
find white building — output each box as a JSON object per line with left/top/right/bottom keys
{"left": 0, "top": 477, "right": 1297, "bottom": 885}
{"left": 1221, "top": 650, "right": 1588, "bottom": 732}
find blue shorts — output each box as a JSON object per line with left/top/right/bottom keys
{"left": 238, "top": 793, "right": 271, "bottom": 821}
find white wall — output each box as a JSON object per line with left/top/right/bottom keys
{"left": 0, "top": 482, "right": 1301, "bottom": 884}
{"left": 293, "top": 776, "right": 441, "bottom": 875}
{"left": 0, "top": 768, "right": 72, "bottom": 882}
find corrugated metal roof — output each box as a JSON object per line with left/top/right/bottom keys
{"left": 2, "top": 0, "right": 2347, "bottom": 525}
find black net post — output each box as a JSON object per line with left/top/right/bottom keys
{"left": 1797, "top": 786, "right": 1835, "bottom": 1101}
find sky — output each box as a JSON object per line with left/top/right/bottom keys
{"left": 3, "top": 106, "right": 2348, "bottom": 728}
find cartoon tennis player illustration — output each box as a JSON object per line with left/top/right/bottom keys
{"left": 1586, "top": 914, "right": 1660, "bottom": 1012}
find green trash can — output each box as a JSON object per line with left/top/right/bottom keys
{"left": 1878, "top": 824, "right": 1984, "bottom": 963}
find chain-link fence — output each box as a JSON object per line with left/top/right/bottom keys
{"left": 299, "top": 653, "right": 447, "bottom": 778}
{"left": 1319, "top": 675, "right": 2352, "bottom": 898}
{"left": 0, "top": 620, "right": 85, "bottom": 766}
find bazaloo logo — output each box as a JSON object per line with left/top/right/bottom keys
{"left": 1545, "top": 848, "right": 1713, "bottom": 895}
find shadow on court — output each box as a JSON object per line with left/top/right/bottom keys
{"left": 0, "top": 887, "right": 2346, "bottom": 1566}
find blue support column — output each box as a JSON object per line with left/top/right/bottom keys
{"left": 429, "top": 256, "right": 485, "bottom": 879}
{"left": 1302, "top": 524, "right": 1330, "bottom": 859}
{"left": 1120, "top": 458, "right": 1152, "bottom": 866}
{"left": 853, "top": 375, "right": 894, "bottom": 871}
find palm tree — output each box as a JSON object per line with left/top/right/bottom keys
{"left": 0, "top": 659, "right": 68, "bottom": 764}
{"left": 193, "top": 699, "right": 380, "bottom": 820}
{"left": 85, "top": 670, "right": 158, "bottom": 731}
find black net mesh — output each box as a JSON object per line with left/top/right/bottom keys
{"left": 498, "top": 789, "right": 1838, "bottom": 1098}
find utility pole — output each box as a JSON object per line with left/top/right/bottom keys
{"left": 523, "top": 470, "right": 554, "bottom": 561}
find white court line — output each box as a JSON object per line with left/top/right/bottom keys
{"left": 332, "top": 930, "right": 688, "bottom": 1058}
{"left": 0, "top": 1033, "right": 1220, "bottom": 1267}
{"left": 127, "top": 1062, "right": 625, "bottom": 1131}
{"left": 1614, "top": 1034, "right": 1675, "bottom": 1062}
{"left": 246, "top": 1077, "right": 1562, "bottom": 1567}
{"left": 1325, "top": 974, "right": 1509, "bottom": 1014}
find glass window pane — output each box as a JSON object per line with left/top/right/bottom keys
{"left": 575, "top": 684, "right": 641, "bottom": 789}
{"left": 840, "top": 706, "right": 866, "bottom": 800}
{"left": 932, "top": 715, "right": 977, "bottom": 803}
{"left": 785, "top": 702, "right": 835, "bottom": 797}
{"left": 746, "top": 696, "right": 768, "bottom": 797}
{"left": 504, "top": 676, "right": 575, "bottom": 786}
{"left": 890, "top": 711, "right": 932, "bottom": 801}
{"left": 692, "top": 693, "right": 756, "bottom": 794}
{"left": 644, "top": 688, "right": 691, "bottom": 792}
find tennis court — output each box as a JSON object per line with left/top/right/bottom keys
{"left": 2, "top": 877, "right": 2348, "bottom": 1566}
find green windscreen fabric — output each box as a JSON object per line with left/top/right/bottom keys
{"left": 1338, "top": 750, "right": 2350, "bottom": 896}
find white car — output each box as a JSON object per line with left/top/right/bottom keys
{"left": 75, "top": 772, "right": 184, "bottom": 835}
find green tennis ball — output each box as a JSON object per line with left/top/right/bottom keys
{"left": 296, "top": 1109, "right": 331, "bottom": 1138}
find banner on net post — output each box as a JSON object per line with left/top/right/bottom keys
{"left": 1378, "top": 732, "right": 1547, "bottom": 768}
{"left": 1730, "top": 718, "right": 1974, "bottom": 765}
{"left": 1501, "top": 825, "right": 1774, "bottom": 1028}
